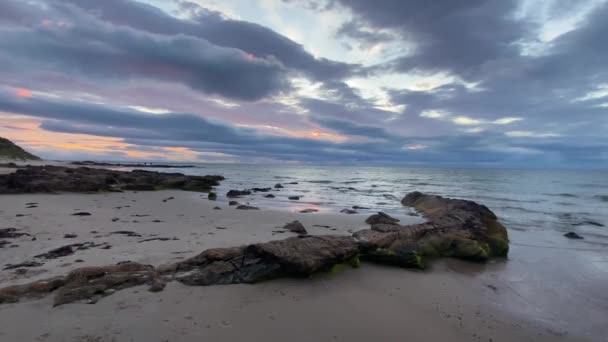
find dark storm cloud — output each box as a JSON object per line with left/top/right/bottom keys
{"left": 332, "top": 0, "right": 530, "bottom": 78}
{"left": 0, "top": 0, "right": 289, "bottom": 101}
{"left": 57, "top": 0, "right": 359, "bottom": 82}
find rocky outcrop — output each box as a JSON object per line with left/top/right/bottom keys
{"left": 0, "top": 192, "right": 509, "bottom": 307}
{"left": 354, "top": 192, "right": 509, "bottom": 268}
{"left": 0, "top": 165, "right": 224, "bottom": 194}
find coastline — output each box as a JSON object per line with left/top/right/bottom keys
{"left": 0, "top": 187, "right": 604, "bottom": 341}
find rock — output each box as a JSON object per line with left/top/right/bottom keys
{"left": 274, "top": 183, "right": 284, "bottom": 188}
{"left": 288, "top": 182, "right": 298, "bottom": 185}
{"left": 162, "top": 196, "right": 174, "bottom": 202}
{"left": 0, "top": 228, "right": 29, "bottom": 239}
{"left": 208, "top": 192, "right": 217, "bottom": 200}
{"left": 63, "top": 234, "right": 78, "bottom": 239}
{"left": 365, "top": 212, "right": 400, "bottom": 225}
{"left": 72, "top": 212, "right": 91, "bottom": 216}
{"left": 226, "top": 190, "right": 252, "bottom": 198}
{"left": 299, "top": 209, "right": 318, "bottom": 213}
{"left": 264, "top": 194, "right": 275, "bottom": 198}
{"left": 229, "top": 201, "right": 239, "bottom": 206}
{"left": 251, "top": 187, "right": 271, "bottom": 192}
{"left": 283, "top": 221, "right": 307, "bottom": 235}
{"left": 0, "top": 165, "right": 223, "bottom": 194}
{"left": 213, "top": 206, "right": 222, "bottom": 210}
{"left": 288, "top": 196, "right": 300, "bottom": 200}
{"left": 352, "top": 206, "right": 370, "bottom": 210}
{"left": 169, "top": 236, "right": 359, "bottom": 286}
{"left": 112, "top": 218, "right": 120, "bottom": 222}
{"left": 564, "top": 232, "right": 583, "bottom": 239}
{"left": 3, "top": 261, "right": 44, "bottom": 270}
{"left": 236, "top": 205, "right": 260, "bottom": 210}
{"left": 340, "top": 209, "right": 358, "bottom": 214}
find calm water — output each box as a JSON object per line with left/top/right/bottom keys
{"left": 168, "top": 165, "right": 608, "bottom": 239}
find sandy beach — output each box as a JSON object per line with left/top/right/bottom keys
{"left": 0, "top": 187, "right": 604, "bottom": 342}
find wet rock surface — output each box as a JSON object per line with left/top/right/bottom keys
{"left": 226, "top": 190, "right": 252, "bottom": 198}
{"left": 0, "top": 165, "right": 224, "bottom": 194}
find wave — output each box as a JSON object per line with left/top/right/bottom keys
{"left": 500, "top": 206, "right": 544, "bottom": 214}
{"left": 545, "top": 193, "right": 579, "bottom": 198}
{"left": 595, "top": 195, "right": 608, "bottom": 202}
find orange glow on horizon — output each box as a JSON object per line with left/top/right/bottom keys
{"left": 16, "top": 88, "right": 32, "bottom": 98}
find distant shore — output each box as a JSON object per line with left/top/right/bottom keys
{"left": 0, "top": 163, "right": 604, "bottom": 341}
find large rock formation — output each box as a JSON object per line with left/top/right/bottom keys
{"left": 0, "top": 192, "right": 509, "bottom": 306}
{"left": 0, "top": 137, "right": 40, "bottom": 161}
{"left": 355, "top": 192, "right": 509, "bottom": 268}
{"left": 0, "top": 165, "right": 224, "bottom": 194}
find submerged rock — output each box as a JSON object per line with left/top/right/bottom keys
{"left": 284, "top": 220, "right": 307, "bottom": 234}
{"left": 264, "top": 194, "right": 275, "bottom": 198}
{"left": 0, "top": 165, "right": 223, "bottom": 194}
{"left": 564, "top": 232, "right": 584, "bottom": 239}
{"left": 228, "top": 201, "right": 239, "bottom": 206}
{"left": 208, "top": 192, "right": 217, "bottom": 200}
{"left": 226, "top": 190, "right": 252, "bottom": 198}
{"left": 274, "top": 183, "right": 284, "bottom": 189}
{"left": 288, "top": 196, "right": 300, "bottom": 200}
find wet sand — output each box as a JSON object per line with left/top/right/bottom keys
{"left": 0, "top": 190, "right": 606, "bottom": 341}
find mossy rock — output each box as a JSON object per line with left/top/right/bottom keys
{"left": 329, "top": 255, "right": 361, "bottom": 274}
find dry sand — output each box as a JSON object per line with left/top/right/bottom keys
{"left": 0, "top": 189, "right": 605, "bottom": 341}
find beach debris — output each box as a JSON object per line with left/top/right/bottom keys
{"left": 0, "top": 192, "right": 510, "bottom": 307}
{"left": 72, "top": 212, "right": 91, "bottom": 216}
{"left": 236, "top": 205, "right": 260, "bottom": 210}
{"left": 365, "top": 212, "right": 399, "bottom": 225}
{"left": 299, "top": 208, "right": 318, "bottom": 213}
{"left": 0, "top": 228, "right": 30, "bottom": 239}
{"left": 288, "top": 196, "right": 300, "bottom": 200}
{"left": 34, "top": 242, "right": 110, "bottom": 259}
{"left": 340, "top": 209, "right": 358, "bottom": 214}
{"left": 283, "top": 220, "right": 307, "bottom": 235}
{"left": 0, "top": 166, "right": 223, "bottom": 194}
{"left": 63, "top": 234, "right": 78, "bottom": 239}
{"left": 229, "top": 200, "right": 239, "bottom": 206}
{"left": 4, "top": 261, "right": 44, "bottom": 270}
{"left": 208, "top": 192, "right": 217, "bottom": 200}
{"left": 138, "top": 237, "right": 177, "bottom": 243}
{"left": 563, "top": 232, "right": 584, "bottom": 239}
{"left": 226, "top": 190, "right": 252, "bottom": 198}
{"left": 264, "top": 194, "right": 275, "bottom": 198}
{"left": 274, "top": 183, "right": 284, "bottom": 188}
{"left": 109, "top": 231, "right": 141, "bottom": 237}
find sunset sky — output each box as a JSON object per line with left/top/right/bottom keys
{"left": 1, "top": 0, "right": 607, "bottom": 167}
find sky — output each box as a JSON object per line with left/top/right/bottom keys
{"left": 0, "top": 0, "right": 607, "bottom": 168}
